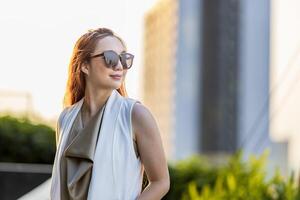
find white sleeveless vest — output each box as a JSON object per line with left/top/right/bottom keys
{"left": 50, "top": 89, "right": 144, "bottom": 200}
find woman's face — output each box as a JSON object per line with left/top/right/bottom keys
{"left": 81, "top": 36, "right": 128, "bottom": 90}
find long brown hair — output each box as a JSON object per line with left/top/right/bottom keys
{"left": 63, "top": 28, "right": 129, "bottom": 108}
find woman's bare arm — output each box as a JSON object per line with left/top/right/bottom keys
{"left": 132, "top": 103, "right": 170, "bottom": 200}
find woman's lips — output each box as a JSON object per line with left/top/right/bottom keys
{"left": 110, "top": 74, "right": 122, "bottom": 80}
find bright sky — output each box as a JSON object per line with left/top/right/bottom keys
{"left": 0, "top": 0, "right": 158, "bottom": 120}
{"left": 270, "top": 0, "right": 300, "bottom": 173}
{"left": 270, "top": 0, "right": 300, "bottom": 139}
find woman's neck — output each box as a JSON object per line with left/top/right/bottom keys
{"left": 82, "top": 88, "right": 113, "bottom": 118}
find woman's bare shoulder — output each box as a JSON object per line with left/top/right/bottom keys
{"left": 131, "top": 103, "right": 159, "bottom": 139}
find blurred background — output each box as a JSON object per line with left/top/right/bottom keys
{"left": 0, "top": 0, "right": 300, "bottom": 199}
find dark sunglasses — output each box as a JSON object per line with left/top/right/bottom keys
{"left": 89, "top": 50, "right": 134, "bottom": 69}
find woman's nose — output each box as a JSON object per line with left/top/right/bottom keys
{"left": 114, "top": 59, "right": 123, "bottom": 70}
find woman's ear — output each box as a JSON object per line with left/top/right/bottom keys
{"left": 81, "top": 62, "right": 89, "bottom": 75}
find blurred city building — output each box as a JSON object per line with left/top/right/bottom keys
{"left": 143, "top": 0, "right": 178, "bottom": 159}
{"left": 143, "top": 0, "right": 295, "bottom": 177}
{"left": 0, "top": 89, "right": 56, "bottom": 127}
{"left": 0, "top": 90, "right": 34, "bottom": 117}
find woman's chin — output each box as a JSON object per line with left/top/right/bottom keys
{"left": 109, "top": 81, "right": 122, "bottom": 89}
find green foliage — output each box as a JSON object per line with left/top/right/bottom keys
{"left": 163, "top": 151, "right": 300, "bottom": 200}
{"left": 0, "top": 115, "right": 56, "bottom": 164}
{"left": 164, "top": 154, "right": 218, "bottom": 200}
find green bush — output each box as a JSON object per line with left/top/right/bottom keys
{"left": 164, "top": 151, "right": 300, "bottom": 200}
{"left": 0, "top": 115, "right": 56, "bottom": 164}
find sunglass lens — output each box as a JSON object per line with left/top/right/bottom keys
{"left": 104, "top": 51, "right": 119, "bottom": 68}
{"left": 120, "top": 56, "right": 128, "bottom": 69}
{"left": 121, "top": 53, "right": 133, "bottom": 69}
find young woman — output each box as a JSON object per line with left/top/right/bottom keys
{"left": 50, "top": 27, "right": 170, "bottom": 200}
